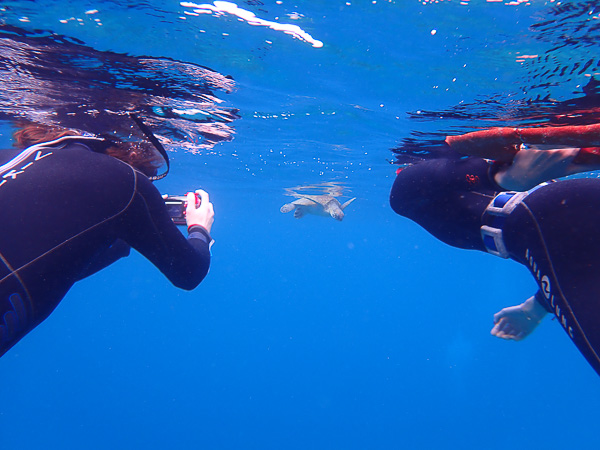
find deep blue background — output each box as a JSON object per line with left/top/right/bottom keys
{"left": 2, "top": 1, "right": 600, "bottom": 449}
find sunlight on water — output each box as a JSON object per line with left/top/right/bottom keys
{"left": 180, "top": 1, "right": 324, "bottom": 48}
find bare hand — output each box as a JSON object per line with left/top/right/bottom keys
{"left": 186, "top": 189, "right": 214, "bottom": 233}
{"left": 491, "top": 296, "right": 547, "bottom": 341}
{"left": 494, "top": 145, "right": 583, "bottom": 191}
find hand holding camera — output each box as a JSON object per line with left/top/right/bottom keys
{"left": 164, "top": 189, "right": 214, "bottom": 233}
{"left": 185, "top": 189, "right": 214, "bottom": 233}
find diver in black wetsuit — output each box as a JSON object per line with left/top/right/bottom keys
{"left": 390, "top": 145, "right": 600, "bottom": 377}
{"left": 0, "top": 125, "right": 215, "bottom": 357}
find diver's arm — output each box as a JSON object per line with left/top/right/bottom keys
{"left": 76, "top": 239, "right": 131, "bottom": 281}
{"left": 120, "top": 175, "right": 213, "bottom": 290}
{"left": 491, "top": 294, "right": 548, "bottom": 341}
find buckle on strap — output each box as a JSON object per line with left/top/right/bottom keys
{"left": 481, "top": 191, "right": 528, "bottom": 259}
{"left": 485, "top": 191, "right": 528, "bottom": 216}
{"left": 481, "top": 183, "right": 549, "bottom": 259}
{"left": 481, "top": 225, "right": 509, "bottom": 259}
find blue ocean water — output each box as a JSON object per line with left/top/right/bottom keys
{"left": 1, "top": 1, "right": 600, "bottom": 449}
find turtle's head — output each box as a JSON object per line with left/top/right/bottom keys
{"left": 330, "top": 210, "right": 345, "bottom": 221}
{"left": 325, "top": 201, "right": 345, "bottom": 221}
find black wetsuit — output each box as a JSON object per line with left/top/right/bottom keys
{"left": 390, "top": 157, "right": 600, "bottom": 377}
{"left": 0, "top": 138, "right": 211, "bottom": 356}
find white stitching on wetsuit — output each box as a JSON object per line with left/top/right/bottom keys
{"left": 0, "top": 251, "right": 32, "bottom": 302}
{"left": 0, "top": 153, "right": 138, "bottom": 287}
{"left": 0, "top": 136, "right": 103, "bottom": 175}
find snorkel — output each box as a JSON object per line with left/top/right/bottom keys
{"left": 128, "top": 113, "right": 170, "bottom": 181}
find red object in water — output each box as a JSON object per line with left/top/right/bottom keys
{"left": 445, "top": 123, "right": 600, "bottom": 163}
{"left": 574, "top": 147, "right": 600, "bottom": 164}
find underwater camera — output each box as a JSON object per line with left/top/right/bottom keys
{"left": 163, "top": 194, "right": 201, "bottom": 225}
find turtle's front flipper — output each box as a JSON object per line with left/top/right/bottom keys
{"left": 341, "top": 197, "right": 356, "bottom": 210}
{"left": 280, "top": 203, "right": 296, "bottom": 213}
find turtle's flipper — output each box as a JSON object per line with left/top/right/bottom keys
{"left": 280, "top": 203, "right": 296, "bottom": 213}
{"left": 341, "top": 197, "right": 356, "bottom": 210}
{"left": 294, "top": 206, "right": 306, "bottom": 219}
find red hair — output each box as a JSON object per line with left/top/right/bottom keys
{"left": 13, "top": 123, "right": 79, "bottom": 147}
{"left": 13, "top": 123, "right": 163, "bottom": 177}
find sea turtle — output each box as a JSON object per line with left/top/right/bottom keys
{"left": 280, "top": 194, "right": 356, "bottom": 221}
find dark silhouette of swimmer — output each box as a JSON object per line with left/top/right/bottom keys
{"left": 390, "top": 130, "right": 600, "bottom": 378}
{"left": 0, "top": 123, "right": 215, "bottom": 356}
